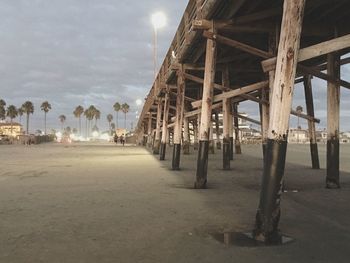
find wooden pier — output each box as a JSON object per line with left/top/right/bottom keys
{"left": 136, "top": 0, "right": 350, "bottom": 244}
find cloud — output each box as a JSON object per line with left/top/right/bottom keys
{"left": 0, "top": 0, "right": 188, "bottom": 132}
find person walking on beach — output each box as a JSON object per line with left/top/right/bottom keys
{"left": 114, "top": 134, "right": 118, "bottom": 144}
{"left": 120, "top": 134, "right": 125, "bottom": 146}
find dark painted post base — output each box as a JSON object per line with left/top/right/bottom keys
{"left": 195, "top": 140, "right": 209, "bottom": 189}
{"left": 183, "top": 141, "right": 190, "bottom": 155}
{"left": 153, "top": 140, "right": 160, "bottom": 155}
{"left": 229, "top": 137, "right": 234, "bottom": 160}
{"left": 209, "top": 141, "right": 215, "bottom": 154}
{"left": 310, "top": 143, "right": 320, "bottom": 169}
{"left": 253, "top": 139, "right": 287, "bottom": 244}
{"left": 216, "top": 141, "right": 221, "bottom": 150}
{"left": 262, "top": 143, "right": 267, "bottom": 163}
{"left": 235, "top": 144, "right": 242, "bottom": 154}
{"left": 159, "top": 142, "right": 166, "bottom": 161}
{"left": 223, "top": 138, "right": 230, "bottom": 170}
{"left": 172, "top": 143, "right": 181, "bottom": 170}
{"left": 326, "top": 138, "right": 340, "bottom": 189}
{"left": 193, "top": 142, "right": 199, "bottom": 150}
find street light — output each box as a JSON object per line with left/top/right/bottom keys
{"left": 136, "top": 99, "right": 142, "bottom": 106}
{"left": 151, "top": 11, "right": 167, "bottom": 79}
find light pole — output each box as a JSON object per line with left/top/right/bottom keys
{"left": 151, "top": 11, "right": 166, "bottom": 79}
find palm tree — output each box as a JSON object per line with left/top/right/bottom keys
{"left": 296, "top": 105, "right": 303, "bottom": 143}
{"left": 40, "top": 101, "right": 51, "bottom": 135}
{"left": 107, "top": 113, "right": 113, "bottom": 131}
{"left": 22, "top": 101, "right": 34, "bottom": 134}
{"left": 6, "top": 105, "right": 18, "bottom": 135}
{"left": 0, "top": 99, "right": 6, "bottom": 121}
{"left": 73, "top": 105, "right": 84, "bottom": 135}
{"left": 84, "top": 109, "right": 89, "bottom": 137}
{"left": 18, "top": 107, "right": 24, "bottom": 124}
{"left": 59, "top": 115, "right": 66, "bottom": 131}
{"left": 85, "top": 105, "right": 96, "bottom": 136}
{"left": 94, "top": 109, "right": 101, "bottom": 126}
{"left": 296, "top": 105, "right": 303, "bottom": 129}
{"left": 113, "top": 102, "right": 121, "bottom": 128}
{"left": 121, "top": 103, "right": 130, "bottom": 130}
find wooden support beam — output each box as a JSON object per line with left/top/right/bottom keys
{"left": 167, "top": 123, "right": 175, "bottom": 128}
{"left": 233, "top": 112, "right": 261, "bottom": 126}
{"left": 172, "top": 68, "right": 185, "bottom": 170}
{"left": 303, "top": 75, "right": 320, "bottom": 169}
{"left": 195, "top": 20, "right": 217, "bottom": 189}
{"left": 262, "top": 34, "right": 350, "bottom": 72}
{"left": 214, "top": 112, "right": 221, "bottom": 149}
{"left": 203, "top": 31, "right": 270, "bottom": 59}
{"left": 184, "top": 102, "right": 222, "bottom": 118}
{"left": 183, "top": 72, "right": 224, "bottom": 91}
{"left": 326, "top": 53, "right": 340, "bottom": 188}
{"left": 183, "top": 116, "right": 190, "bottom": 154}
{"left": 315, "top": 57, "right": 350, "bottom": 72}
{"left": 191, "top": 80, "right": 269, "bottom": 108}
{"left": 290, "top": 110, "right": 320, "bottom": 124}
{"left": 298, "top": 64, "right": 350, "bottom": 90}
{"left": 147, "top": 116, "right": 152, "bottom": 148}
{"left": 254, "top": 0, "right": 306, "bottom": 244}
{"left": 153, "top": 100, "right": 162, "bottom": 154}
{"left": 170, "top": 91, "right": 196, "bottom": 102}
{"left": 232, "top": 103, "right": 242, "bottom": 155}
{"left": 160, "top": 89, "right": 170, "bottom": 160}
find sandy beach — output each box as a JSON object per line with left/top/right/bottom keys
{"left": 0, "top": 142, "right": 349, "bottom": 263}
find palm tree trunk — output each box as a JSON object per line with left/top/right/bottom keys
{"left": 117, "top": 112, "right": 119, "bottom": 129}
{"left": 26, "top": 113, "right": 29, "bottom": 134}
{"left": 79, "top": 116, "right": 82, "bottom": 135}
{"left": 44, "top": 112, "right": 47, "bottom": 135}
{"left": 297, "top": 116, "right": 300, "bottom": 143}
{"left": 124, "top": 113, "right": 126, "bottom": 129}
{"left": 10, "top": 118, "right": 13, "bottom": 135}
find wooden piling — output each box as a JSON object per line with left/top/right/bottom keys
{"left": 193, "top": 119, "right": 199, "bottom": 150}
{"left": 147, "top": 116, "right": 152, "bottom": 148}
{"left": 222, "top": 98, "right": 231, "bottom": 170}
{"left": 183, "top": 116, "right": 190, "bottom": 154}
{"left": 214, "top": 112, "right": 221, "bottom": 149}
{"left": 172, "top": 68, "right": 185, "bottom": 170}
{"left": 229, "top": 110, "right": 234, "bottom": 160}
{"left": 209, "top": 120, "right": 215, "bottom": 154}
{"left": 195, "top": 21, "right": 217, "bottom": 188}
{"left": 253, "top": 0, "right": 306, "bottom": 244}
{"left": 326, "top": 53, "right": 341, "bottom": 188}
{"left": 153, "top": 100, "right": 162, "bottom": 154}
{"left": 303, "top": 75, "right": 320, "bottom": 169}
{"left": 160, "top": 89, "right": 170, "bottom": 160}
{"left": 233, "top": 103, "right": 242, "bottom": 154}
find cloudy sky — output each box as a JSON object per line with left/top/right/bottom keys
{"left": 0, "top": 0, "right": 350, "bottom": 133}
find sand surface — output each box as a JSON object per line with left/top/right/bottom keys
{"left": 0, "top": 142, "right": 349, "bottom": 262}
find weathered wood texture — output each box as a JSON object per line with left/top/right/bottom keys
{"left": 173, "top": 71, "right": 185, "bottom": 144}
{"left": 326, "top": 53, "right": 340, "bottom": 188}
{"left": 198, "top": 22, "right": 217, "bottom": 141}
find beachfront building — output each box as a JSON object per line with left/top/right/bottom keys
{"left": 288, "top": 128, "right": 309, "bottom": 143}
{"left": 0, "top": 122, "right": 23, "bottom": 137}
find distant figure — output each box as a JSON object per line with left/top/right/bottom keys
{"left": 114, "top": 134, "right": 118, "bottom": 144}
{"left": 120, "top": 134, "right": 125, "bottom": 146}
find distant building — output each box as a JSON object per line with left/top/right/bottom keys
{"left": 288, "top": 128, "right": 309, "bottom": 143}
{"left": 0, "top": 122, "right": 23, "bottom": 137}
